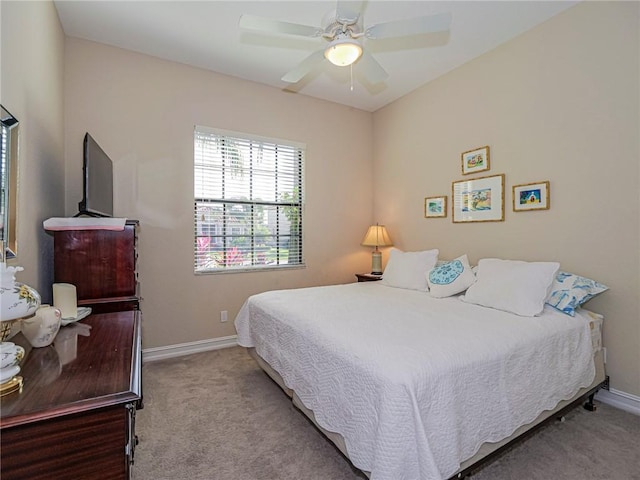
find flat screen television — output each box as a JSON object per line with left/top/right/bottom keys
{"left": 77, "top": 133, "right": 113, "bottom": 217}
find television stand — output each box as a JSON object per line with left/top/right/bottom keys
{"left": 74, "top": 209, "right": 110, "bottom": 218}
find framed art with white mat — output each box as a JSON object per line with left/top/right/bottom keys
{"left": 452, "top": 174, "right": 505, "bottom": 223}
{"left": 513, "top": 181, "right": 550, "bottom": 212}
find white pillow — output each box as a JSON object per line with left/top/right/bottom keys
{"left": 427, "top": 254, "right": 476, "bottom": 298}
{"left": 381, "top": 248, "right": 439, "bottom": 291}
{"left": 461, "top": 258, "right": 560, "bottom": 316}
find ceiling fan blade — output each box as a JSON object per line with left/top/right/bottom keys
{"left": 336, "top": 0, "right": 364, "bottom": 24}
{"left": 358, "top": 52, "right": 388, "bottom": 85}
{"left": 239, "top": 14, "right": 323, "bottom": 38}
{"left": 365, "top": 12, "right": 452, "bottom": 40}
{"left": 281, "top": 50, "right": 326, "bottom": 83}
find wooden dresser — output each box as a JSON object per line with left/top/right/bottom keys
{"left": 0, "top": 311, "right": 142, "bottom": 480}
{"left": 52, "top": 220, "right": 140, "bottom": 313}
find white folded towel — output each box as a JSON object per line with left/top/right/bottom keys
{"left": 43, "top": 217, "right": 127, "bottom": 231}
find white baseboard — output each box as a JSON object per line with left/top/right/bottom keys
{"left": 142, "top": 335, "right": 238, "bottom": 363}
{"left": 596, "top": 388, "right": 640, "bottom": 416}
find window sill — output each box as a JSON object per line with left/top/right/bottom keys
{"left": 194, "top": 264, "right": 307, "bottom": 275}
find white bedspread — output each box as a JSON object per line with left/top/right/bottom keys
{"left": 235, "top": 283, "right": 595, "bottom": 480}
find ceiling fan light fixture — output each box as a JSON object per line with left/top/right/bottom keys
{"left": 324, "top": 37, "right": 362, "bottom": 66}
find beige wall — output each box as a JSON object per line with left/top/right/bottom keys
{"left": 63, "top": 38, "right": 374, "bottom": 348}
{"left": 373, "top": 2, "right": 640, "bottom": 396}
{"left": 1, "top": 0, "right": 65, "bottom": 299}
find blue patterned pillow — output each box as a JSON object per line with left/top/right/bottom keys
{"left": 427, "top": 254, "right": 476, "bottom": 298}
{"left": 546, "top": 272, "right": 608, "bottom": 316}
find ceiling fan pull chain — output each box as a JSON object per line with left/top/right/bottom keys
{"left": 350, "top": 64, "right": 354, "bottom": 92}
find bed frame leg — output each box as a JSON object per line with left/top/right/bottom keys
{"left": 583, "top": 392, "right": 597, "bottom": 411}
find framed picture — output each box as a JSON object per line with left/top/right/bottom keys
{"left": 452, "top": 174, "right": 505, "bottom": 223}
{"left": 461, "top": 146, "right": 490, "bottom": 175}
{"left": 424, "top": 196, "right": 447, "bottom": 218}
{"left": 513, "top": 181, "right": 550, "bottom": 211}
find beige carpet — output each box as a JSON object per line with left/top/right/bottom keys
{"left": 132, "top": 347, "right": 640, "bottom": 480}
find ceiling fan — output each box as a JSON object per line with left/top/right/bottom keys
{"left": 239, "top": 1, "right": 452, "bottom": 85}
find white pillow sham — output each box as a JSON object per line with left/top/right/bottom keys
{"left": 427, "top": 254, "right": 476, "bottom": 298}
{"left": 461, "top": 258, "right": 560, "bottom": 316}
{"left": 381, "top": 248, "right": 439, "bottom": 291}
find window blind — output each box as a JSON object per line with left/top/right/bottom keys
{"left": 194, "top": 126, "right": 304, "bottom": 273}
{"left": 0, "top": 124, "right": 7, "bottom": 241}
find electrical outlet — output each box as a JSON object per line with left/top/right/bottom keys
{"left": 220, "top": 310, "right": 228, "bottom": 323}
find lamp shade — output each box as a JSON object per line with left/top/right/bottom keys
{"left": 324, "top": 37, "right": 363, "bottom": 66}
{"left": 361, "top": 224, "right": 393, "bottom": 248}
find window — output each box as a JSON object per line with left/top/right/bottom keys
{"left": 194, "top": 126, "right": 304, "bottom": 273}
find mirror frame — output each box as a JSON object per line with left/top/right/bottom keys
{"left": 1, "top": 105, "right": 19, "bottom": 261}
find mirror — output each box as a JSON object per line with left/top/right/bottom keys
{"left": 1, "top": 105, "right": 19, "bottom": 261}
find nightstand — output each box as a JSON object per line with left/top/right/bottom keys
{"left": 356, "top": 273, "right": 383, "bottom": 282}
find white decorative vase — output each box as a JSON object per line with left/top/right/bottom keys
{"left": 0, "top": 262, "right": 41, "bottom": 392}
{"left": 22, "top": 305, "right": 62, "bottom": 348}
{"left": 0, "top": 342, "right": 25, "bottom": 369}
{"left": 0, "top": 263, "right": 41, "bottom": 327}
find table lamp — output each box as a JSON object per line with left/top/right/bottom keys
{"left": 361, "top": 224, "right": 393, "bottom": 275}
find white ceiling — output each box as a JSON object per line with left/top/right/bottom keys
{"left": 53, "top": 1, "right": 579, "bottom": 112}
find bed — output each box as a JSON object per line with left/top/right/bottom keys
{"left": 234, "top": 257, "right": 607, "bottom": 480}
